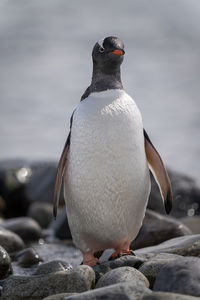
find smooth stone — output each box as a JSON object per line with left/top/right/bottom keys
{"left": 50, "top": 207, "right": 72, "bottom": 240}
{"left": 138, "top": 253, "right": 183, "bottom": 288}
{"left": 0, "top": 245, "right": 13, "bottom": 279}
{"left": 14, "top": 248, "right": 43, "bottom": 267}
{"left": 96, "top": 266, "right": 149, "bottom": 289}
{"left": 34, "top": 260, "right": 73, "bottom": 275}
{"left": 180, "top": 216, "right": 200, "bottom": 234}
{"left": 0, "top": 217, "right": 42, "bottom": 242}
{"left": 153, "top": 257, "right": 200, "bottom": 297}
{"left": 135, "top": 234, "right": 200, "bottom": 256}
{"left": 0, "top": 265, "right": 95, "bottom": 300}
{"left": 64, "top": 281, "right": 151, "bottom": 300}
{"left": 28, "top": 202, "right": 53, "bottom": 228}
{"left": 0, "top": 228, "right": 24, "bottom": 253}
{"left": 43, "top": 294, "right": 78, "bottom": 300}
{"left": 131, "top": 209, "right": 191, "bottom": 250}
{"left": 148, "top": 169, "right": 200, "bottom": 217}
{"left": 142, "top": 291, "right": 200, "bottom": 299}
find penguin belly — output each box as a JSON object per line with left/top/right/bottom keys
{"left": 64, "top": 89, "right": 151, "bottom": 253}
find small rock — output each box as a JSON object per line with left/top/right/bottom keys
{"left": 14, "top": 248, "right": 43, "bottom": 267}
{"left": 135, "top": 234, "right": 200, "bottom": 256}
{"left": 64, "top": 281, "right": 151, "bottom": 300}
{"left": 50, "top": 207, "right": 72, "bottom": 240}
{"left": 142, "top": 291, "right": 200, "bottom": 299}
{"left": 0, "top": 217, "right": 42, "bottom": 242}
{"left": 153, "top": 257, "right": 200, "bottom": 297}
{"left": 180, "top": 216, "right": 200, "bottom": 234}
{"left": 131, "top": 209, "right": 191, "bottom": 250}
{"left": 138, "top": 253, "right": 183, "bottom": 288}
{"left": 96, "top": 266, "right": 149, "bottom": 289}
{"left": 34, "top": 260, "right": 72, "bottom": 275}
{"left": 28, "top": 202, "right": 53, "bottom": 228}
{"left": 0, "top": 228, "right": 24, "bottom": 253}
{"left": 42, "top": 294, "right": 78, "bottom": 300}
{"left": 0, "top": 246, "right": 13, "bottom": 279}
{"left": 0, "top": 265, "right": 95, "bottom": 300}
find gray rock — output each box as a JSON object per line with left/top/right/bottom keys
{"left": 180, "top": 216, "right": 200, "bottom": 234}
{"left": 28, "top": 202, "right": 53, "bottom": 228}
{"left": 0, "top": 227, "right": 24, "bottom": 253}
{"left": 0, "top": 245, "right": 12, "bottom": 279}
{"left": 148, "top": 169, "right": 200, "bottom": 217}
{"left": 96, "top": 266, "right": 149, "bottom": 288}
{"left": 0, "top": 265, "right": 95, "bottom": 300}
{"left": 64, "top": 281, "right": 151, "bottom": 300}
{"left": 131, "top": 209, "right": 191, "bottom": 250}
{"left": 14, "top": 247, "right": 43, "bottom": 267}
{"left": 0, "top": 217, "right": 42, "bottom": 242}
{"left": 153, "top": 257, "right": 200, "bottom": 297}
{"left": 43, "top": 294, "right": 78, "bottom": 300}
{"left": 142, "top": 291, "right": 200, "bottom": 299}
{"left": 34, "top": 260, "right": 73, "bottom": 275}
{"left": 135, "top": 234, "right": 200, "bottom": 256}
{"left": 138, "top": 253, "right": 183, "bottom": 288}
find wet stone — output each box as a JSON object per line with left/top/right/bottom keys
{"left": 34, "top": 260, "right": 73, "bottom": 275}
{"left": 0, "top": 245, "right": 13, "bottom": 279}
{"left": 14, "top": 248, "right": 43, "bottom": 268}
{"left": 0, "top": 227, "right": 24, "bottom": 253}
{"left": 0, "top": 217, "right": 42, "bottom": 242}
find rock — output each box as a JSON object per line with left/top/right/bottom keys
{"left": 34, "top": 260, "right": 72, "bottom": 275}
{"left": 14, "top": 248, "right": 43, "bottom": 267}
{"left": 50, "top": 207, "right": 72, "bottom": 240}
{"left": 43, "top": 294, "right": 78, "bottom": 300}
{"left": 131, "top": 209, "right": 191, "bottom": 250}
{"left": 0, "top": 217, "right": 42, "bottom": 242}
{"left": 96, "top": 266, "right": 149, "bottom": 289}
{"left": 138, "top": 253, "right": 183, "bottom": 288}
{"left": 180, "top": 216, "right": 200, "bottom": 234}
{"left": 0, "top": 228, "right": 24, "bottom": 253}
{"left": 0, "top": 245, "right": 12, "bottom": 279}
{"left": 142, "top": 291, "right": 200, "bottom": 299}
{"left": 28, "top": 202, "right": 53, "bottom": 228}
{"left": 64, "top": 282, "right": 151, "bottom": 300}
{"left": 153, "top": 257, "right": 200, "bottom": 297}
{"left": 135, "top": 234, "right": 200, "bottom": 256}
{"left": 0, "top": 265, "right": 95, "bottom": 300}
{"left": 148, "top": 169, "right": 200, "bottom": 217}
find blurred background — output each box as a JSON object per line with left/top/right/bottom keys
{"left": 0, "top": 0, "right": 200, "bottom": 183}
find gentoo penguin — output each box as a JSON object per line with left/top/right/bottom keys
{"left": 54, "top": 36, "right": 172, "bottom": 266}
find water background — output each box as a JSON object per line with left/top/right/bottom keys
{"left": 0, "top": 0, "right": 200, "bottom": 183}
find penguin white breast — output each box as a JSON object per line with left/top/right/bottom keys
{"left": 64, "top": 89, "right": 150, "bottom": 252}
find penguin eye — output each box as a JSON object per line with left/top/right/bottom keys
{"left": 99, "top": 47, "right": 105, "bottom": 53}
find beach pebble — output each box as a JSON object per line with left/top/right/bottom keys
{"left": 14, "top": 248, "right": 43, "bottom": 268}
{"left": 0, "top": 227, "right": 24, "bottom": 253}
{"left": 142, "top": 291, "right": 200, "bottom": 299}
{"left": 28, "top": 202, "right": 53, "bottom": 228}
{"left": 42, "top": 294, "right": 78, "bottom": 300}
{"left": 0, "top": 246, "right": 12, "bottom": 279}
{"left": 34, "top": 260, "right": 72, "bottom": 275}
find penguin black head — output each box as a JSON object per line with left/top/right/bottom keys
{"left": 92, "top": 36, "right": 125, "bottom": 74}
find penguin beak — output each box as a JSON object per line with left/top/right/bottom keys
{"left": 111, "top": 49, "right": 125, "bottom": 56}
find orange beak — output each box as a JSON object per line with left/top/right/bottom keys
{"left": 111, "top": 49, "right": 125, "bottom": 56}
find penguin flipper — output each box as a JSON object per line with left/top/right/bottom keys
{"left": 53, "top": 134, "right": 70, "bottom": 218}
{"left": 144, "top": 129, "right": 173, "bottom": 214}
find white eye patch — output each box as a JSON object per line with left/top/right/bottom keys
{"left": 98, "top": 38, "right": 105, "bottom": 48}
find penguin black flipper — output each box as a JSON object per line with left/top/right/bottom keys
{"left": 144, "top": 129, "right": 173, "bottom": 214}
{"left": 53, "top": 113, "right": 74, "bottom": 218}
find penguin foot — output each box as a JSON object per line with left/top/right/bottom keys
{"left": 109, "top": 249, "right": 135, "bottom": 260}
{"left": 82, "top": 251, "right": 100, "bottom": 266}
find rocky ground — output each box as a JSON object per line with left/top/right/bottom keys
{"left": 0, "top": 160, "right": 200, "bottom": 300}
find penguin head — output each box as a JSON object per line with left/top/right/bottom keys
{"left": 92, "top": 36, "right": 125, "bottom": 74}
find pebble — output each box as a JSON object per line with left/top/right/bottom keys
{"left": 135, "top": 234, "right": 200, "bottom": 256}
{"left": 42, "top": 293, "right": 78, "bottom": 300}
{"left": 0, "top": 217, "right": 42, "bottom": 242}
{"left": 142, "top": 291, "right": 200, "bottom": 300}
{"left": 0, "top": 227, "right": 24, "bottom": 253}
{"left": 153, "top": 256, "right": 200, "bottom": 297}
{"left": 34, "top": 260, "right": 73, "bottom": 275}
{"left": 28, "top": 202, "right": 53, "bottom": 228}
{"left": 0, "top": 245, "right": 13, "bottom": 279}
{"left": 131, "top": 209, "right": 191, "bottom": 250}
{"left": 96, "top": 266, "right": 149, "bottom": 289}
{"left": 14, "top": 248, "right": 43, "bottom": 268}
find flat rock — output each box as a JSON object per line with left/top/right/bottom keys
{"left": 0, "top": 217, "right": 42, "bottom": 242}
{"left": 64, "top": 281, "right": 151, "bottom": 300}
{"left": 34, "top": 260, "right": 73, "bottom": 275}
{"left": 96, "top": 266, "right": 149, "bottom": 288}
{"left": 142, "top": 291, "right": 200, "bottom": 299}
{"left": 0, "top": 265, "right": 95, "bottom": 300}
{"left": 28, "top": 202, "right": 53, "bottom": 228}
{"left": 0, "top": 227, "right": 24, "bottom": 253}
{"left": 135, "top": 234, "right": 200, "bottom": 256}
{"left": 131, "top": 209, "right": 191, "bottom": 250}
{"left": 138, "top": 253, "right": 183, "bottom": 288}
{"left": 0, "top": 245, "right": 13, "bottom": 279}
{"left": 153, "top": 257, "right": 200, "bottom": 297}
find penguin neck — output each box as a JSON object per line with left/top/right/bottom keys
{"left": 90, "top": 63, "right": 123, "bottom": 93}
